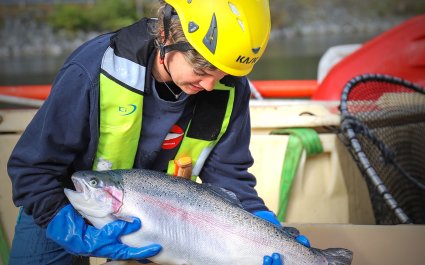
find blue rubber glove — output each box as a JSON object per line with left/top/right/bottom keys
{"left": 263, "top": 253, "right": 282, "bottom": 265}
{"left": 254, "top": 210, "right": 311, "bottom": 248}
{"left": 254, "top": 210, "right": 281, "bottom": 226}
{"left": 46, "top": 204, "right": 162, "bottom": 260}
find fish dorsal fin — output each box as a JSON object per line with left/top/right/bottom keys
{"left": 203, "top": 183, "right": 243, "bottom": 208}
{"left": 279, "top": 226, "right": 300, "bottom": 239}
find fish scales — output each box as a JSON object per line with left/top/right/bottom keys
{"left": 64, "top": 169, "right": 353, "bottom": 265}
{"left": 120, "top": 171, "right": 303, "bottom": 264}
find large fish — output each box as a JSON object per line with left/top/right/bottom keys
{"left": 64, "top": 169, "right": 353, "bottom": 265}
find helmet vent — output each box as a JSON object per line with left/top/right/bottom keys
{"left": 228, "top": 2, "right": 240, "bottom": 16}
{"left": 228, "top": 2, "right": 244, "bottom": 32}
{"left": 188, "top": 21, "right": 199, "bottom": 33}
{"left": 202, "top": 13, "right": 218, "bottom": 54}
{"left": 237, "top": 19, "right": 245, "bottom": 31}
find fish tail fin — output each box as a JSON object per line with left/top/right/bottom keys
{"left": 313, "top": 248, "right": 353, "bottom": 265}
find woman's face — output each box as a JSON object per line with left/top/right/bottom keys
{"left": 165, "top": 51, "right": 227, "bottom": 95}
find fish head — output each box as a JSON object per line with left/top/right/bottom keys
{"left": 64, "top": 170, "right": 124, "bottom": 219}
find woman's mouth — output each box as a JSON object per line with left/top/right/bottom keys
{"left": 189, "top": 84, "right": 204, "bottom": 92}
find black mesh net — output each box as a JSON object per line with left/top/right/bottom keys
{"left": 339, "top": 74, "right": 425, "bottom": 224}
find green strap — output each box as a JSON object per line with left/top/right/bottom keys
{"left": 0, "top": 220, "right": 9, "bottom": 265}
{"left": 270, "top": 128, "right": 323, "bottom": 222}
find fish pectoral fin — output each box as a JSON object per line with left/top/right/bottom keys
{"left": 115, "top": 213, "right": 135, "bottom": 223}
{"left": 280, "top": 226, "right": 300, "bottom": 238}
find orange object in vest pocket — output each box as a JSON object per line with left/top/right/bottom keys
{"left": 174, "top": 157, "right": 192, "bottom": 179}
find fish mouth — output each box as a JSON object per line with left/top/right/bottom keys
{"left": 72, "top": 177, "right": 85, "bottom": 193}
{"left": 64, "top": 176, "right": 90, "bottom": 201}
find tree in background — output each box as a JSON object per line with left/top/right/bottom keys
{"left": 48, "top": 0, "right": 158, "bottom": 32}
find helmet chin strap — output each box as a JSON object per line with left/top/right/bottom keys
{"left": 160, "top": 3, "right": 194, "bottom": 75}
{"left": 159, "top": 48, "right": 183, "bottom": 100}
{"left": 162, "top": 60, "right": 172, "bottom": 79}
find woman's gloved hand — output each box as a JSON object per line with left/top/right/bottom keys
{"left": 263, "top": 253, "right": 282, "bottom": 265}
{"left": 46, "top": 204, "right": 162, "bottom": 260}
{"left": 254, "top": 210, "right": 311, "bottom": 247}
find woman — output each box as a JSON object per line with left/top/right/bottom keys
{"left": 8, "top": 1, "right": 308, "bottom": 264}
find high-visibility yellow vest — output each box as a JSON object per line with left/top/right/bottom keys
{"left": 93, "top": 46, "right": 234, "bottom": 179}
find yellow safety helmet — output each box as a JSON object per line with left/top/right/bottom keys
{"left": 162, "top": 0, "right": 271, "bottom": 76}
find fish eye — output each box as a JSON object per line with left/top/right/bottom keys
{"left": 88, "top": 178, "right": 98, "bottom": 187}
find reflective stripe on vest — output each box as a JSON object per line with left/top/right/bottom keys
{"left": 94, "top": 46, "right": 234, "bottom": 175}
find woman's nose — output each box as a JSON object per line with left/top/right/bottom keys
{"left": 200, "top": 76, "right": 219, "bottom": 91}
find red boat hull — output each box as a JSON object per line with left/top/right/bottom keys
{"left": 313, "top": 15, "right": 425, "bottom": 100}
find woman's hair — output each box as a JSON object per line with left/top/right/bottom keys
{"left": 153, "top": 2, "right": 217, "bottom": 72}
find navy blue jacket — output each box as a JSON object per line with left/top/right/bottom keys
{"left": 8, "top": 18, "right": 268, "bottom": 228}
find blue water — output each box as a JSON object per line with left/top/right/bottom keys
{"left": 0, "top": 32, "right": 378, "bottom": 86}
{"left": 248, "top": 32, "right": 377, "bottom": 80}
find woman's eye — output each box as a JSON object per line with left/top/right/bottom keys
{"left": 89, "top": 178, "right": 98, "bottom": 186}
{"left": 194, "top": 70, "right": 205, "bottom": 76}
